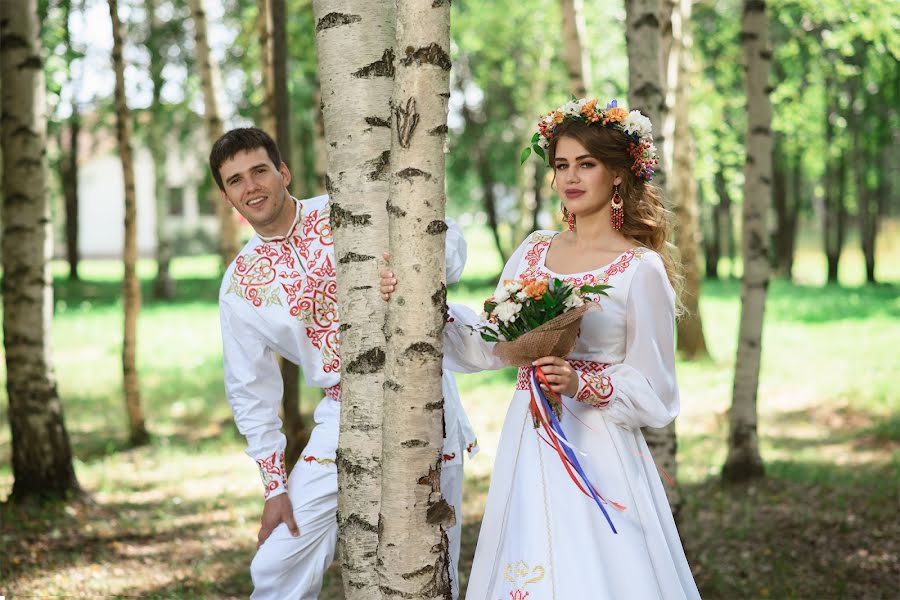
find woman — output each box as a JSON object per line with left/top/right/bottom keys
{"left": 382, "top": 98, "right": 700, "bottom": 599}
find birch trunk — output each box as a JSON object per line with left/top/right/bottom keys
{"left": 189, "top": 0, "right": 240, "bottom": 266}
{"left": 256, "top": 0, "right": 276, "bottom": 135}
{"left": 378, "top": 1, "right": 453, "bottom": 597}
{"left": 1, "top": 0, "right": 81, "bottom": 500}
{"left": 313, "top": 3, "right": 394, "bottom": 597}
{"left": 559, "top": 0, "right": 590, "bottom": 97}
{"left": 147, "top": 0, "right": 175, "bottom": 299}
{"left": 722, "top": 0, "right": 771, "bottom": 482}
{"left": 667, "top": 0, "right": 707, "bottom": 359}
{"left": 625, "top": 0, "right": 678, "bottom": 512}
{"left": 109, "top": 0, "right": 149, "bottom": 446}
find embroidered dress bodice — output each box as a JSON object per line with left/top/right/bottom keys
{"left": 220, "top": 195, "right": 476, "bottom": 499}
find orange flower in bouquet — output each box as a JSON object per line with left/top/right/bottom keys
{"left": 473, "top": 277, "right": 611, "bottom": 420}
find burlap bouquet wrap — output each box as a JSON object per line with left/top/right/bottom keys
{"left": 492, "top": 303, "right": 592, "bottom": 366}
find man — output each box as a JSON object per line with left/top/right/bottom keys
{"left": 212, "top": 128, "right": 476, "bottom": 599}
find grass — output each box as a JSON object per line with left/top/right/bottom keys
{"left": 1, "top": 224, "right": 898, "bottom": 599}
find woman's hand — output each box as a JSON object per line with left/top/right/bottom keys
{"left": 380, "top": 253, "right": 396, "bottom": 301}
{"left": 532, "top": 356, "right": 578, "bottom": 398}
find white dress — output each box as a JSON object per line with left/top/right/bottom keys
{"left": 445, "top": 231, "right": 700, "bottom": 600}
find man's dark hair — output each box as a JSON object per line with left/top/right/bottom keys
{"left": 209, "top": 127, "right": 282, "bottom": 190}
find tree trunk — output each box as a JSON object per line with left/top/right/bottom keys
{"left": 108, "top": 0, "right": 149, "bottom": 447}
{"left": 378, "top": 1, "right": 453, "bottom": 597}
{"left": 61, "top": 0, "right": 81, "bottom": 282}
{"left": 559, "top": 0, "right": 590, "bottom": 97}
{"left": 147, "top": 0, "right": 175, "bottom": 300}
{"left": 722, "top": 0, "right": 771, "bottom": 483}
{"left": 625, "top": 0, "right": 679, "bottom": 512}
{"left": 189, "top": 0, "right": 240, "bottom": 267}
{"left": 256, "top": 0, "right": 276, "bottom": 135}
{"left": 1, "top": 0, "right": 81, "bottom": 501}
{"left": 667, "top": 0, "right": 707, "bottom": 359}
{"left": 313, "top": 3, "right": 393, "bottom": 597}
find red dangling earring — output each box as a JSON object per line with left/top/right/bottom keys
{"left": 610, "top": 185, "right": 624, "bottom": 231}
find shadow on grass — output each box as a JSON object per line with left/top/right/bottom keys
{"left": 53, "top": 275, "right": 220, "bottom": 312}
{"left": 700, "top": 279, "right": 899, "bottom": 323}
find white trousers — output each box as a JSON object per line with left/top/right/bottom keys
{"left": 250, "top": 435, "right": 465, "bottom": 599}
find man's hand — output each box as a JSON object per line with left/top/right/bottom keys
{"left": 258, "top": 493, "right": 299, "bottom": 548}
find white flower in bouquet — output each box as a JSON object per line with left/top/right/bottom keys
{"left": 623, "top": 110, "right": 652, "bottom": 138}
{"left": 495, "top": 300, "right": 522, "bottom": 324}
{"left": 563, "top": 292, "right": 585, "bottom": 309}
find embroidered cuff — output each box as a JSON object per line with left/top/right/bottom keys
{"left": 256, "top": 450, "right": 287, "bottom": 499}
{"left": 575, "top": 371, "right": 614, "bottom": 407}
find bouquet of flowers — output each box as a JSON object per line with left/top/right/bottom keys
{"left": 473, "top": 277, "right": 610, "bottom": 366}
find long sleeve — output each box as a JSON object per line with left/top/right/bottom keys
{"left": 575, "top": 255, "right": 680, "bottom": 429}
{"left": 443, "top": 233, "right": 536, "bottom": 373}
{"left": 220, "top": 300, "right": 288, "bottom": 499}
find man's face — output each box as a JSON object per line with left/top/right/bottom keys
{"left": 218, "top": 147, "right": 294, "bottom": 237}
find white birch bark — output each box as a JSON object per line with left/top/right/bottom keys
{"left": 723, "top": 0, "right": 770, "bottom": 482}
{"left": 109, "top": 0, "right": 149, "bottom": 446}
{"left": 625, "top": 0, "right": 678, "bottom": 512}
{"left": 559, "top": 0, "right": 590, "bottom": 97}
{"left": 1, "top": 0, "right": 81, "bottom": 500}
{"left": 313, "top": 3, "right": 394, "bottom": 597}
{"left": 378, "top": 1, "right": 453, "bottom": 597}
{"left": 189, "top": 0, "right": 240, "bottom": 266}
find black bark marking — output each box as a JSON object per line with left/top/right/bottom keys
{"left": 316, "top": 12, "right": 361, "bottom": 33}
{"left": 365, "top": 116, "right": 391, "bottom": 128}
{"left": 428, "top": 124, "right": 448, "bottom": 136}
{"left": 633, "top": 13, "right": 660, "bottom": 29}
{"left": 394, "top": 97, "right": 419, "bottom": 149}
{"left": 331, "top": 203, "right": 372, "bottom": 228}
{"left": 339, "top": 251, "right": 375, "bottom": 264}
{"left": 404, "top": 342, "right": 441, "bottom": 360}
{"left": 397, "top": 167, "right": 431, "bottom": 182}
{"left": 400, "top": 43, "right": 451, "bottom": 71}
{"left": 401, "top": 439, "right": 429, "bottom": 448}
{"left": 346, "top": 347, "right": 385, "bottom": 375}
{"left": 366, "top": 150, "right": 390, "bottom": 181}
{"left": 426, "top": 498, "right": 454, "bottom": 526}
{"left": 426, "top": 220, "right": 448, "bottom": 235}
{"left": 386, "top": 200, "right": 407, "bottom": 217}
{"left": 353, "top": 48, "right": 395, "bottom": 78}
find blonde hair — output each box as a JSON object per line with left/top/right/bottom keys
{"left": 548, "top": 120, "right": 684, "bottom": 308}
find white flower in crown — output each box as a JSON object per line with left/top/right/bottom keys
{"left": 622, "top": 110, "right": 653, "bottom": 138}
{"left": 563, "top": 293, "right": 585, "bottom": 309}
{"left": 495, "top": 300, "right": 522, "bottom": 324}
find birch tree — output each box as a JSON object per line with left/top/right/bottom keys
{"left": 378, "top": 1, "right": 454, "bottom": 597}
{"left": 313, "top": 3, "right": 394, "bottom": 596}
{"left": 559, "top": 0, "right": 590, "bottom": 97}
{"left": 1, "top": 0, "right": 81, "bottom": 501}
{"left": 722, "top": 0, "right": 771, "bottom": 482}
{"left": 625, "top": 0, "right": 679, "bottom": 511}
{"left": 189, "top": 0, "right": 240, "bottom": 266}
{"left": 666, "top": 0, "right": 708, "bottom": 359}
{"left": 108, "top": 0, "right": 149, "bottom": 446}
{"left": 146, "top": 0, "right": 175, "bottom": 299}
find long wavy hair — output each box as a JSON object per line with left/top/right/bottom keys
{"left": 547, "top": 120, "right": 683, "bottom": 304}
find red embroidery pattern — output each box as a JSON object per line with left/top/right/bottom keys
{"left": 324, "top": 384, "right": 341, "bottom": 401}
{"left": 256, "top": 450, "right": 286, "bottom": 498}
{"left": 228, "top": 204, "right": 342, "bottom": 374}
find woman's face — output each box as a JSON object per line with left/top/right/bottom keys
{"left": 554, "top": 135, "right": 620, "bottom": 219}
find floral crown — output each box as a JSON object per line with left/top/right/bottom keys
{"left": 522, "top": 98, "right": 659, "bottom": 182}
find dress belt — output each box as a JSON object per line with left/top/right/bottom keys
{"left": 515, "top": 359, "right": 611, "bottom": 390}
